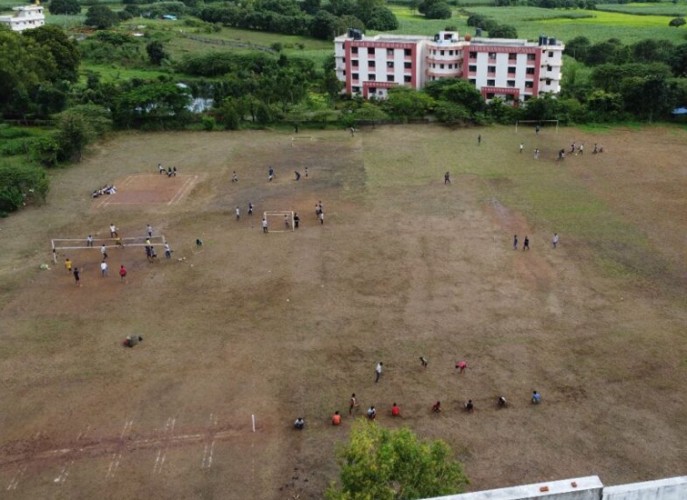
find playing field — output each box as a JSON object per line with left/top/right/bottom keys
{"left": 0, "top": 125, "right": 685, "bottom": 498}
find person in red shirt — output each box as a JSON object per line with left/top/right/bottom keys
{"left": 391, "top": 403, "right": 400, "bottom": 417}
{"left": 332, "top": 411, "right": 341, "bottom": 426}
{"left": 431, "top": 401, "right": 441, "bottom": 413}
{"left": 119, "top": 264, "right": 127, "bottom": 282}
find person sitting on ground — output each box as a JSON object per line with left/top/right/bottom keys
{"left": 531, "top": 391, "right": 542, "bottom": 404}
{"left": 497, "top": 396, "right": 507, "bottom": 408}
{"left": 431, "top": 401, "right": 441, "bottom": 413}
{"left": 332, "top": 411, "right": 341, "bottom": 426}
{"left": 391, "top": 403, "right": 400, "bottom": 417}
{"left": 123, "top": 335, "right": 143, "bottom": 348}
{"left": 294, "top": 417, "right": 305, "bottom": 430}
{"left": 367, "top": 406, "right": 376, "bottom": 420}
{"left": 465, "top": 399, "right": 474, "bottom": 412}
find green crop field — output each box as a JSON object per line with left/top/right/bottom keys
{"left": 596, "top": 2, "right": 687, "bottom": 17}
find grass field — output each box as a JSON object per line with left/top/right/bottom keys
{"left": 0, "top": 125, "right": 685, "bottom": 498}
{"left": 597, "top": 1, "right": 687, "bottom": 17}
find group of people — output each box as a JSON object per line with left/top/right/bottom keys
{"left": 158, "top": 164, "right": 178, "bottom": 177}
{"left": 293, "top": 358, "right": 544, "bottom": 430}
{"left": 513, "top": 233, "right": 560, "bottom": 250}
{"left": 91, "top": 184, "right": 116, "bottom": 198}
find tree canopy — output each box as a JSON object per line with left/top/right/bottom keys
{"left": 327, "top": 421, "right": 468, "bottom": 500}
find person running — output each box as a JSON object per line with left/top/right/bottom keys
{"left": 73, "top": 267, "right": 81, "bottom": 286}
{"left": 375, "top": 362, "right": 383, "bottom": 383}
{"left": 147, "top": 224, "right": 153, "bottom": 238}
{"left": 248, "top": 202, "right": 253, "bottom": 216}
{"left": 294, "top": 171, "right": 301, "bottom": 181}
{"left": 119, "top": 264, "right": 127, "bottom": 282}
{"left": 100, "top": 260, "right": 108, "bottom": 277}
{"left": 431, "top": 401, "right": 441, "bottom": 413}
{"left": 109, "top": 224, "right": 118, "bottom": 238}
{"left": 100, "top": 244, "right": 108, "bottom": 260}
{"left": 523, "top": 236, "right": 530, "bottom": 251}
{"left": 552, "top": 233, "right": 559, "bottom": 249}
{"left": 65, "top": 258, "right": 72, "bottom": 273}
{"left": 268, "top": 166, "right": 274, "bottom": 182}
{"left": 262, "top": 218, "right": 268, "bottom": 233}
{"left": 367, "top": 406, "right": 376, "bottom": 420}
{"left": 231, "top": 171, "right": 238, "bottom": 183}
{"left": 513, "top": 234, "right": 518, "bottom": 250}
{"left": 331, "top": 411, "right": 341, "bottom": 426}
{"left": 349, "top": 393, "right": 359, "bottom": 415}
{"left": 164, "top": 243, "right": 172, "bottom": 259}
{"left": 419, "top": 356, "right": 428, "bottom": 368}
{"left": 236, "top": 206, "right": 240, "bottom": 221}
{"left": 498, "top": 396, "right": 507, "bottom": 408}
{"left": 158, "top": 163, "right": 165, "bottom": 174}
{"left": 444, "top": 171, "right": 451, "bottom": 184}
{"left": 319, "top": 211, "right": 324, "bottom": 225}
{"left": 534, "top": 148, "right": 540, "bottom": 160}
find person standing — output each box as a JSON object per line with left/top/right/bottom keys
{"left": 268, "top": 166, "right": 274, "bottom": 182}
{"left": 147, "top": 224, "right": 153, "bottom": 238}
{"left": 444, "top": 171, "right": 451, "bottom": 184}
{"left": 232, "top": 171, "right": 238, "bottom": 183}
{"left": 65, "top": 258, "right": 73, "bottom": 273}
{"left": 391, "top": 403, "right": 400, "bottom": 417}
{"left": 519, "top": 143, "right": 524, "bottom": 153}
{"left": 294, "top": 213, "right": 300, "bottom": 229}
{"left": 100, "top": 244, "right": 108, "bottom": 260}
{"left": 349, "top": 393, "right": 359, "bottom": 415}
{"left": 465, "top": 400, "right": 474, "bottom": 412}
{"left": 477, "top": 134, "right": 481, "bottom": 145}
{"left": 86, "top": 235, "right": 94, "bottom": 247}
{"left": 262, "top": 218, "right": 268, "bottom": 233}
{"left": 375, "top": 362, "right": 383, "bottom": 383}
{"left": 456, "top": 360, "right": 467, "bottom": 373}
{"left": 535, "top": 124, "right": 540, "bottom": 135}
{"left": 294, "top": 171, "right": 301, "bottom": 181}
{"left": 552, "top": 233, "right": 559, "bottom": 249}
{"left": 109, "top": 224, "right": 118, "bottom": 238}
{"left": 523, "top": 236, "right": 530, "bottom": 251}
{"left": 534, "top": 149, "right": 540, "bottom": 160}
{"left": 119, "top": 264, "right": 127, "bottom": 282}
{"left": 319, "top": 211, "right": 324, "bottom": 225}
{"left": 164, "top": 243, "right": 172, "bottom": 259}
{"left": 294, "top": 417, "right": 305, "bottom": 430}
{"left": 236, "top": 206, "right": 240, "bottom": 221}
{"left": 419, "top": 356, "right": 428, "bottom": 368}
{"left": 100, "top": 260, "right": 108, "bottom": 277}
{"left": 248, "top": 202, "right": 253, "bottom": 216}
{"left": 332, "top": 411, "right": 341, "bottom": 426}
{"left": 367, "top": 406, "right": 376, "bottom": 420}
{"left": 73, "top": 267, "right": 81, "bottom": 286}
{"left": 513, "top": 234, "right": 518, "bottom": 250}
{"left": 531, "top": 390, "right": 542, "bottom": 404}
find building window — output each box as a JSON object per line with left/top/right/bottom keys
{"left": 440, "top": 64, "right": 445, "bottom": 69}
{"left": 524, "top": 95, "right": 532, "bottom": 101}
{"left": 487, "top": 79, "right": 495, "bottom": 86}
{"left": 549, "top": 51, "right": 554, "bottom": 57}
{"left": 470, "top": 51, "right": 477, "bottom": 58}
{"left": 387, "top": 75, "right": 394, "bottom": 82}
{"left": 546, "top": 79, "right": 552, "bottom": 85}
{"left": 368, "top": 61, "right": 375, "bottom": 68}
{"left": 469, "top": 79, "right": 476, "bottom": 85}
{"left": 487, "top": 92, "right": 495, "bottom": 99}
{"left": 352, "top": 73, "right": 359, "bottom": 80}
{"left": 404, "top": 62, "right": 411, "bottom": 69}
{"left": 353, "top": 86, "right": 360, "bottom": 92}
{"left": 352, "top": 47, "right": 358, "bottom": 54}
{"left": 488, "top": 66, "right": 496, "bottom": 73}
{"left": 547, "top": 65, "right": 552, "bottom": 71}
{"left": 527, "top": 54, "right": 535, "bottom": 61}
{"left": 507, "top": 80, "right": 515, "bottom": 87}
{"left": 387, "top": 61, "right": 394, "bottom": 68}
{"left": 469, "top": 65, "right": 476, "bottom": 72}
{"left": 387, "top": 48, "right": 393, "bottom": 56}
{"left": 369, "top": 87, "right": 376, "bottom": 94}
{"left": 440, "top": 50, "right": 445, "bottom": 56}
{"left": 369, "top": 74, "right": 376, "bottom": 81}
{"left": 352, "top": 60, "right": 358, "bottom": 67}
{"left": 525, "top": 81, "right": 533, "bottom": 88}
{"left": 508, "top": 66, "right": 516, "bottom": 74}
{"left": 488, "top": 52, "right": 496, "bottom": 60}
{"left": 342, "top": 69, "right": 346, "bottom": 76}
{"left": 526, "top": 67, "right": 534, "bottom": 75}
{"left": 404, "top": 48, "right": 411, "bottom": 56}
{"left": 404, "top": 75, "right": 411, "bottom": 82}
{"left": 508, "top": 53, "right": 517, "bottom": 61}
{"left": 449, "top": 50, "right": 454, "bottom": 55}
{"left": 368, "top": 48, "right": 374, "bottom": 55}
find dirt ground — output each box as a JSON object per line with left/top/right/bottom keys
{"left": 0, "top": 125, "right": 685, "bottom": 499}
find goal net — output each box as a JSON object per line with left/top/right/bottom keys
{"left": 263, "top": 211, "right": 294, "bottom": 232}
{"left": 515, "top": 119, "right": 559, "bottom": 133}
{"left": 291, "top": 136, "right": 314, "bottom": 147}
{"left": 51, "top": 235, "right": 166, "bottom": 262}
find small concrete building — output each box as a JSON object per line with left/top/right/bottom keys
{"left": 0, "top": 4, "right": 46, "bottom": 32}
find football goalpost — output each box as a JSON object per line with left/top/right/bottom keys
{"left": 50, "top": 235, "right": 166, "bottom": 263}
{"left": 515, "top": 119, "right": 559, "bottom": 133}
{"left": 263, "top": 211, "right": 295, "bottom": 232}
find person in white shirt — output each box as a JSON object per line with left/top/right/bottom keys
{"left": 375, "top": 362, "right": 383, "bottom": 383}
{"left": 100, "top": 260, "right": 108, "bottom": 277}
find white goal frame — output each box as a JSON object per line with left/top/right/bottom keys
{"left": 515, "top": 119, "right": 559, "bottom": 134}
{"left": 51, "top": 235, "right": 166, "bottom": 263}
{"left": 290, "top": 135, "right": 314, "bottom": 147}
{"left": 263, "top": 211, "right": 295, "bottom": 232}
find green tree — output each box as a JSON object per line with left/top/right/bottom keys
{"left": 23, "top": 25, "right": 81, "bottom": 82}
{"left": 0, "top": 163, "right": 49, "bottom": 214}
{"left": 419, "top": 0, "right": 452, "bottom": 19}
{"left": 146, "top": 41, "right": 167, "bottom": 65}
{"left": 326, "top": 421, "right": 468, "bottom": 499}
{"left": 424, "top": 79, "right": 484, "bottom": 114}
{"left": 48, "top": 0, "right": 80, "bottom": 15}
{"left": 489, "top": 24, "right": 517, "bottom": 38}
{"left": 564, "top": 35, "right": 591, "bottom": 61}
{"left": 85, "top": 5, "right": 119, "bottom": 29}
{"left": 55, "top": 105, "right": 112, "bottom": 162}
{"left": 385, "top": 87, "right": 434, "bottom": 121}
{"left": 311, "top": 10, "right": 339, "bottom": 40}
{"left": 668, "top": 17, "right": 685, "bottom": 27}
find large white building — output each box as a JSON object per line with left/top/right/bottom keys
{"left": 334, "top": 30, "right": 564, "bottom": 103}
{"left": 0, "top": 4, "right": 45, "bottom": 32}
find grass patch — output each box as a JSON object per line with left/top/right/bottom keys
{"left": 596, "top": 2, "right": 687, "bottom": 17}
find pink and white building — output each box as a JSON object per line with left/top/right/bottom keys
{"left": 0, "top": 4, "right": 45, "bottom": 32}
{"left": 334, "top": 31, "right": 564, "bottom": 103}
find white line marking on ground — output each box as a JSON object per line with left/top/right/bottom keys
{"left": 6, "top": 466, "right": 26, "bottom": 491}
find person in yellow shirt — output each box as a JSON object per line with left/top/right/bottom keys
{"left": 65, "top": 258, "right": 72, "bottom": 273}
{"left": 331, "top": 411, "right": 341, "bottom": 426}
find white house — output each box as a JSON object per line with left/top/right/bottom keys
{"left": 0, "top": 4, "right": 46, "bottom": 32}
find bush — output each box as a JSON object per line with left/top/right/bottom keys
{"left": 0, "top": 163, "right": 49, "bottom": 213}
{"left": 669, "top": 17, "right": 685, "bottom": 27}
{"left": 48, "top": 0, "right": 80, "bottom": 15}
{"left": 201, "top": 115, "right": 216, "bottom": 130}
